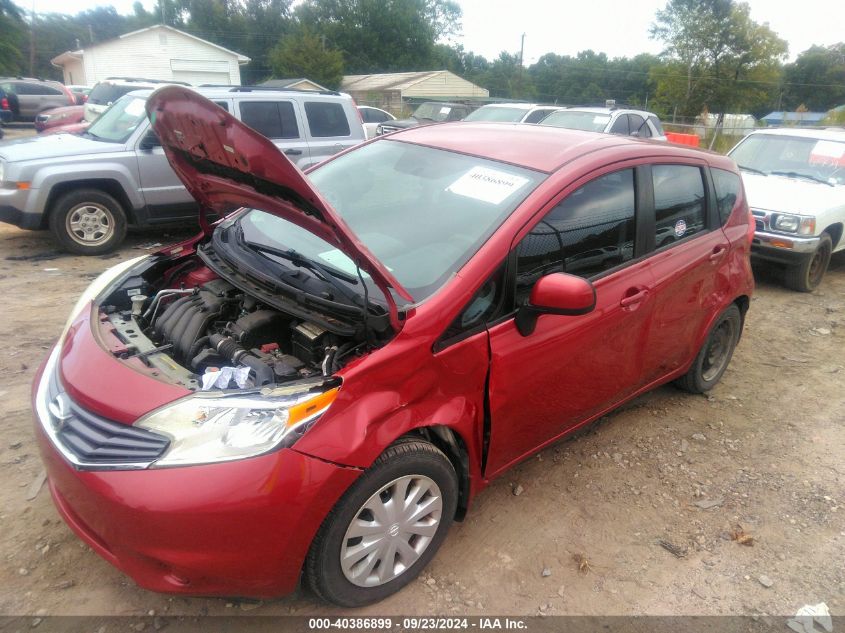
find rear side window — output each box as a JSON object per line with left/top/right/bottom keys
{"left": 711, "top": 168, "right": 741, "bottom": 225}
{"left": 516, "top": 169, "right": 636, "bottom": 301}
{"left": 305, "top": 101, "right": 350, "bottom": 137}
{"left": 653, "top": 165, "right": 706, "bottom": 245}
{"left": 240, "top": 101, "right": 299, "bottom": 139}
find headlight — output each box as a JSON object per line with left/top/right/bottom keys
{"left": 135, "top": 383, "right": 339, "bottom": 467}
{"left": 772, "top": 214, "right": 816, "bottom": 235}
{"left": 61, "top": 255, "right": 148, "bottom": 340}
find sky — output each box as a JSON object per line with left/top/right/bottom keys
{"left": 23, "top": 0, "right": 845, "bottom": 63}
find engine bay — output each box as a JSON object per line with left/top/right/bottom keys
{"left": 98, "top": 257, "right": 371, "bottom": 391}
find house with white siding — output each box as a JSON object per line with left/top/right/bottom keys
{"left": 51, "top": 25, "right": 250, "bottom": 86}
{"left": 341, "top": 71, "right": 488, "bottom": 114}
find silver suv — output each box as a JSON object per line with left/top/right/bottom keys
{"left": 542, "top": 104, "right": 667, "bottom": 141}
{"left": 0, "top": 86, "right": 366, "bottom": 254}
{"left": 0, "top": 77, "right": 75, "bottom": 121}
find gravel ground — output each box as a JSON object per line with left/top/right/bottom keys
{"left": 0, "top": 182, "right": 842, "bottom": 619}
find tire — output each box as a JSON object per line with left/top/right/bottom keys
{"left": 675, "top": 304, "right": 742, "bottom": 394}
{"left": 304, "top": 438, "right": 458, "bottom": 607}
{"left": 49, "top": 188, "right": 127, "bottom": 255}
{"left": 784, "top": 234, "right": 832, "bottom": 292}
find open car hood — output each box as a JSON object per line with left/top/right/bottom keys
{"left": 146, "top": 86, "right": 412, "bottom": 329}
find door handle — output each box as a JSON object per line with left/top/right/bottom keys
{"left": 620, "top": 287, "right": 649, "bottom": 308}
{"left": 709, "top": 244, "right": 728, "bottom": 262}
{"left": 284, "top": 149, "right": 303, "bottom": 156}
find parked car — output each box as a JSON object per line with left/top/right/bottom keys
{"left": 84, "top": 77, "right": 190, "bottom": 122}
{"left": 0, "top": 86, "right": 366, "bottom": 254}
{"left": 376, "top": 101, "right": 472, "bottom": 135}
{"left": 358, "top": 105, "right": 395, "bottom": 139}
{"left": 34, "top": 105, "right": 85, "bottom": 133}
{"left": 32, "top": 87, "right": 753, "bottom": 607}
{"left": 464, "top": 102, "right": 563, "bottom": 124}
{"left": 0, "top": 77, "right": 75, "bottom": 121}
{"left": 66, "top": 85, "right": 92, "bottom": 105}
{"left": 542, "top": 104, "right": 667, "bottom": 141}
{"left": 728, "top": 127, "right": 845, "bottom": 291}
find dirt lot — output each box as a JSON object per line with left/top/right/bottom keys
{"left": 0, "top": 219, "right": 843, "bottom": 618}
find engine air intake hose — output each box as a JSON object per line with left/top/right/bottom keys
{"left": 209, "top": 333, "right": 274, "bottom": 386}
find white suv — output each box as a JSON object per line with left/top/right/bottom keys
{"left": 728, "top": 128, "right": 845, "bottom": 291}
{"left": 84, "top": 77, "right": 189, "bottom": 122}
{"left": 541, "top": 105, "right": 667, "bottom": 141}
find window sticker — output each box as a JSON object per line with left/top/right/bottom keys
{"left": 447, "top": 166, "right": 531, "bottom": 205}
{"left": 439, "top": 106, "right": 452, "bottom": 115}
{"left": 674, "top": 219, "right": 687, "bottom": 238}
{"left": 809, "top": 140, "right": 845, "bottom": 166}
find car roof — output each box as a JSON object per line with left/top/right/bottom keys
{"left": 745, "top": 127, "right": 845, "bottom": 142}
{"left": 125, "top": 87, "right": 353, "bottom": 100}
{"left": 474, "top": 103, "right": 551, "bottom": 112}
{"left": 389, "top": 122, "right": 726, "bottom": 173}
{"left": 562, "top": 106, "right": 659, "bottom": 118}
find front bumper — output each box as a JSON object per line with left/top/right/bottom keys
{"left": 0, "top": 186, "right": 42, "bottom": 229}
{"left": 751, "top": 230, "right": 821, "bottom": 264}
{"left": 32, "top": 351, "right": 361, "bottom": 598}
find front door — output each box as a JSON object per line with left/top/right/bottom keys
{"left": 484, "top": 167, "right": 656, "bottom": 476}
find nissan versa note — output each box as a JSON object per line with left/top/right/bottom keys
{"left": 33, "top": 86, "right": 754, "bottom": 607}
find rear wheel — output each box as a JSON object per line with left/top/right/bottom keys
{"left": 675, "top": 304, "right": 742, "bottom": 394}
{"left": 49, "top": 188, "right": 127, "bottom": 255}
{"left": 784, "top": 234, "right": 832, "bottom": 292}
{"left": 304, "top": 439, "right": 458, "bottom": 607}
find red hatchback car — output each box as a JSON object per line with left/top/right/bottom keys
{"left": 33, "top": 87, "right": 754, "bottom": 607}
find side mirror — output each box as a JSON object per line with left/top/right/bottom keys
{"left": 515, "top": 273, "right": 596, "bottom": 336}
{"left": 139, "top": 131, "right": 161, "bottom": 150}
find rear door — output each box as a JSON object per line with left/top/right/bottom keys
{"left": 639, "top": 162, "right": 730, "bottom": 383}
{"left": 236, "top": 98, "right": 312, "bottom": 169}
{"left": 485, "top": 166, "right": 656, "bottom": 475}
{"left": 303, "top": 99, "right": 360, "bottom": 166}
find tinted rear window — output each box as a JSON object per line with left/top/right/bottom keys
{"left": 239, "top": 101, "right": 299, "bottom": 139}
{"left": 305, "top": 101, "right": 350, "bottom": 137}
{"left": 712, "top": 168, "right": 741, "bottom": 225}
{"left": 88, "top": 83, "right": 138, "bottom": 105}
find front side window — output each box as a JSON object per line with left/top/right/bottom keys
{"left": 629, "top": 114, "right": 650, "bottom": 137}
{"left": 653, "top": 165, "right": 706, "bottom": 246}
{"left": 523, "top": 109, "right": 555, "bottom": 124}
{"left": 305, "top": 101, "right": 350, "bottom": 137}
{"left": 240, "top": 101, "right": 299, "bottom": 139}
{"left": 609, "top": 115, "right": 630, "bottom": 135}
{"left": 515, "top": 169, "right": 636, "bottom": 303}
{"left": 712, "top": 168, "right": 741, "bottom": 225}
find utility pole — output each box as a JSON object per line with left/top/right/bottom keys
{"left": 29, "top": 1, "right": 35, "bottom": 76}
{"left": 519, "top": 32, "right": 526, "bottom": 66}
{"left": 160, "top": 0, "right": 166, "bottom": 25}
{"left": 88, "top": 24, "right": 94, "bottom": 44}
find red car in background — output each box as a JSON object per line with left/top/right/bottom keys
{"left": 34, "top": 105, "right": 86, "bottom": 134}
{"left": 33, "top": 86, "right": 754, "bottom": 607}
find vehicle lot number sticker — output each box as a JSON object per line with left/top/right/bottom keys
{"left": 447, "top": 167, "right": 530, "bottom": 205}
{"left": 674, "top": 219, "right": 687, "bottom": 237}
{"left": 810, "top": 140, "right": 845, "bottom": 166}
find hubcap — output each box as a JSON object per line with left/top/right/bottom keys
{"left": 702, "top": 319, "right": 735, "bottom": 382}
{"left": 66, "top": 203, "right": 114, "bottom": 246}
{"left": 340, "top": 474, "right": 442, "bottom": 587}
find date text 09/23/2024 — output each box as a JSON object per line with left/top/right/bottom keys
{"left": 307, "top": 618, "right": 528, "bottom": 630}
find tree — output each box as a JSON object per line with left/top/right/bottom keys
{"left": 483, "top": 52, "right": 535, "bottom": 100}
{"left": 295, "top": 0, "right": 461, "bottom": 73}
{"left": 649, "top": 0, "right": 786, "bottom": 117}
{"left": 0, "top": 0, "right": 25, "bottom": 75}
{"left": 269, "top": 29, "right": 343, "bottom": 88}
{"left": 782, "top": 44, "right": 845, "bottom": 111}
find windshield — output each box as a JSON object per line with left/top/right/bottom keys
{"left": 464, "top": 106, "right": 527, "bottom": 123}
{"left": 236, "top": 140, "right": 545, "bottom": 302}
{"left": 729, "top": 134, "right": 845, "bottom": 185}
{"left": 542, "top": 110, "right": 611, "bottom": 132}
{"left": 86, "top": 95, "right": 147, "bottom": 143}
{"left": 412, "top": 102, "right": 453, "bottom": 121}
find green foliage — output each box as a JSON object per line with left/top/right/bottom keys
{"left": 269, "top": 29, "right": 343, "bottom": 88}
{"left": 649, "top": 0, "right": 786, "bottom": 117}
{"left": 295, "top": 0, "right": 461, "bottom": 73}
{"left": 0, "top": 0, "right": 25, "bottom": 75}
{"left": 782, "top": 44, "right": 845, "bottom": 111}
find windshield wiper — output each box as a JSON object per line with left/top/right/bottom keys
{"left": 770, "top": 170, "right": 833, "bottom": 186}
{"left": 737, "top": 164, "right": 767, "bottom": 176}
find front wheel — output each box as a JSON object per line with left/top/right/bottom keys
{"left": 49, "top": 188, "right": 128, "bottom": 255}
{"left": 304, "top": 439, "right": 458, "bottom": 607}
{"left": 784, "top": 234, "right": 832, "bottom": 292}
{"left": 675, "top": 304, "right": 742, "bottom": 394}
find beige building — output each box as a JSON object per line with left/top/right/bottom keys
{"left": 51, "top": 25, "right": 250, "bottom": 86}
{"left": 342, "top": 70, "right": 488, "bottom": 113}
